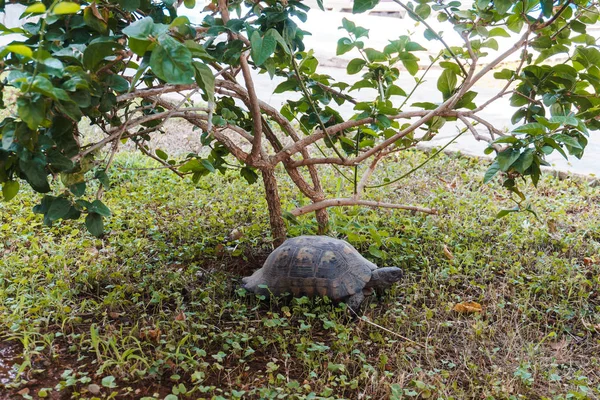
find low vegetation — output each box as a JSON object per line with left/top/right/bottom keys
{"left": 1, "top": 149, "right": 599, "bottom": 399}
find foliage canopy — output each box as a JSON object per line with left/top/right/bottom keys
{"left": 0, "top": 0, "right": 598, "bottom": 241}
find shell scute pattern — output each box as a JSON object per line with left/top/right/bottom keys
{"left": 250, "top": 236, "right": 375, "bottom": 300}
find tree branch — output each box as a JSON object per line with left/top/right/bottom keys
{"left": 289, "top": 198, "right": 437, "bottom": 217}
{"left": 239, "top": 53, "right": 264, "bottom": 162}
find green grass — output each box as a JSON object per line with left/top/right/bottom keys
{"left": 1, "top": 149, "right": 599, "bottom": 399}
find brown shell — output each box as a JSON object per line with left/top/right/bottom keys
{"left": 243, "top": 236, "right": 377, "bottom": 300}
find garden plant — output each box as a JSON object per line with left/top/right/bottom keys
{"left": 0, "top": 0, "right": 599, "bottom": 398}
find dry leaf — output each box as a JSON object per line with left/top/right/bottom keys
{"left": 453, "top": 301, "right": 483, "bottom": 314}
{"left": 90, "top": 2, "right": 107, "bottom": 23}
{"left": 141, "top": 328, "right": 161, "bottom": 342}
{"left": 583, "top": 257, "right": 595, "bottom": 266}
{"left": 175, "top": 310, "right": 186, "bottom": 321}
{"left": 17, "top": 388, "right": 30, "bottom": 396}
{"left": 229, "top": 228, "right": 243, "bottom": 240}
{"left": 443, "top": 245, "right": 454, "bottom": 260}
{"left": 550, "top": 339, "right": 568, "bottom": 351}
{"left": 88, "top": 384, "right": 101, "bottom": 395}
{"left": 547, "top": 219, "right": 557, "bottom": 234}
{"left": 108, "top": 311, "right": 120, "bottom": 319}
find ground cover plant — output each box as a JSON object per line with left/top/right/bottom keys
{"left": 1, "top": 0, "right": 600, "bottom": 244}
{"left": 1, "top": 149, "right": 599, "bottom": 399}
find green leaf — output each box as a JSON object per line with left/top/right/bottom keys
{"left": 17, "top": 97, "right": 46, "bottom": 130}
{"left": 386, "top": 85, "right": 406, "bottom": 97}
{"left": 123, "top": 17, "right": 158, "bottom": 40}
{"left": 95, "top": 169, "right": 110, "bottom": 189}
{"left": 128, "top": 37, "right": 151, "bottom": 56}
{"left": 250, "top": 30, "right": 277, "bottom": 66}
{"left": 52, "top": 2, "right": 81, "bottom": 15}
{"left": 483, "top": 160, "right": 500, "bottom": 183}
{"left": 347, "top": 58, "right": 366, "bottom": 75}
{"left": 184, "top": 0, "right": 196, "bottom": 8}
{"left": 89, "top": 199, "right": 111, "bottom": 217}
{"left": 193, "top": 61, "right": 215, "bottom": 103}
{"left": 368, "top": 244, "right": 383, "bottom": 258}
{"left": 424, "top": 29, "right": 438, "bottom": 41}
{"left": 506, "top": 14, "right": 524, "bottom": 33}
{"left": 488, "top": 27, "right": 510, "bottom": 37}
{"left": 69, "top": 182, "right": 86, "bottom": 197}
{"left": 47, "top": 148, "right": 75, "bottom": 171}
{"left": 402, "top": 60, "right": 419, "bottom": 76}
{"left": 414, "top": 3, "right": 431, "bottom": 19}
{"left": 117, "top": 0, "right": 140, "bottom": 11}
{"left": 105, "top": 75, "right": 129, "bottom": 93}
{"left": 552, "top": 134, "right": 582, "bottom": 149}
{"left": 497, "top": 148, "right": 521, "bottom": 171}
{"left": 156, "top": 149, "right": 168, "bottom": 160}
{"left": 185, "top": 40, "right": 215, "bottom": 61}
{"left": 496, "top": 207, "right": 519, "bottom": 219}
{"left": 437, "top": 69, "right": 457, "bottom": 99}
{"left": 494, "top": 0, "right": 512, "bottom": 15}
{"left": 201, "top": 159, "right": 215, "bottom": 172}
{"left": 150, "top": 36, "right": 195, "bottom": 84}
{"left": 483, "top": 38, "right": 498, "bottom": 51}
{"left": 512, "top": 123, "right": 546, "bottom": 136}
{"left": 364, "top": 48, "right": 386, "bottom": 62}
{"left": 2, "top": 180, "right": 19, "bottom": 201}
{"left": 353, "top": 0, "right": 379, "bottom": 14}
{"left": 179, "top": 159, "right": 208, "bottom": 173}
{"left": 336, "top": 38, "right": 354, "bottom": 56}
{"left": 86, "top": 213, "right": 104, "bottom": 237}
{"left": 511, "top": 148, "right": 535, "bottom": 174}
{"left": 83, "top": 41, "right": 122, "bottom": 70}
{"left": 240, "top": 167, "right": 258, "bottom": 184}
{"left": 494, "top": 69, "right": 513, "bottom": 80}
{"left": 265, "top": 29, "right": 290, "bottom": 54}
{"left": 454, "top": 91, "right": 478, "bottom": 110}
{"left": 274, "top": 79, "right": 298, "bottom": 93}
{"left": 47, "top": 197, "right": 72, "bottom": 221}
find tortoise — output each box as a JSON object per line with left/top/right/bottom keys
{"left": 242, "top": 236, "right": 403, "bottom": 309}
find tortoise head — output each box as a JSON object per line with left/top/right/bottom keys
{"left": 367, "top": 267, "right": 403, "bottom": 290}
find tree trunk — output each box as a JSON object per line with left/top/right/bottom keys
{"left": 261, "top": 167, "right": 287, "bottom": 247}
{"left": 315, "top": 208, "right": 329, "bottom": 235}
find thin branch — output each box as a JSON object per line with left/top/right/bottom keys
{"left": 314, "top": 81, "right": 358, "bottom": 105}
{"left": 290, "top": 55, "right": 346, "bottom": 162}
{"left": 392, "top": 0, "right": 468, "bottom": 77}
{"left": 135, "top": 141, "right": 186, "bottom": 178}
{"left": 75, "top": 107, "right": 209, "bottom": 160}
{"left": 366, "top": 127, "right": 467, "bottom": 189}
{"left": 534, "top": 0, "right": 573, "bottom": 30}
{"left": 117, "top": 84, "right": 197, "bottom": 102}
{"left": 457, "top": 114, "right": 502, "bottom": 152}
{"left": 466, "top": 113, "right": 505, "bottom": 139}
{"left": 356, "top": 152, "right": 385, "bottom": 196}
{"left": 239, "top": 53, "right": 264, "bottom": 162}
{"left": 289, "top": 198, "right": 437, "bottom": 217}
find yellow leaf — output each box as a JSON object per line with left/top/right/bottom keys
{"left": 453, "top": 301, "right": 482, "bottom": 314}
{"left": 443, "top": 245, "right": 454, "bottom": 260}
{"left": 24, "top": 2, "right": 47, "bottom": 15}
{"left": 6, "top": 45, "right": 33, "bottom": 58}
{"left": 52, "top": 2, "right": 81, "bottom": 15}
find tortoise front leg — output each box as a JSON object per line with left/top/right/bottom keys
{"left": 346, "top": 292, "right": 365, "bottom": 314}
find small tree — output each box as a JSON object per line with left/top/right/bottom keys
{"left": 0, "top": 0, "right": 598, "bottom": 244}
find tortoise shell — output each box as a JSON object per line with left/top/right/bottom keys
{"left": 242, "top": 236, "right": 377, "bottom": 300}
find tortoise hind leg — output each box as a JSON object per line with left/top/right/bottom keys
{"left": 346, "top": 292, "right": 365, "bottom": 315}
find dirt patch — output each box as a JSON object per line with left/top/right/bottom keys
{"left": 0, "top": 342, "right": 23, "bottom": 386}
